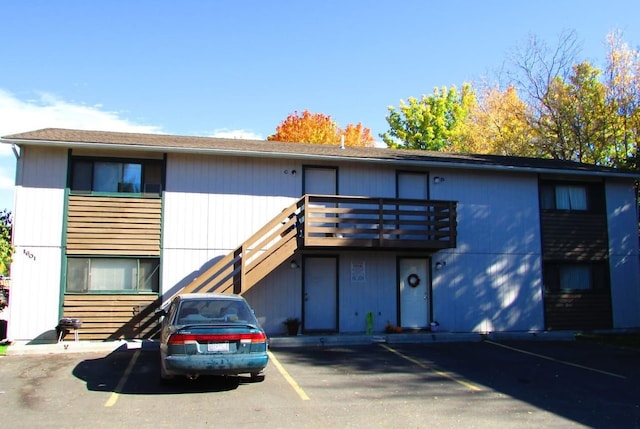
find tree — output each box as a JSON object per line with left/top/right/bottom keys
{"left": 538, "top": 62, "right": 608, "bottom": 163}
{"left": 380, "top": 84, "right": 475, "bottom": 151}
{"left": 0, "top": 210, "right": 13, "bottom": 276}
{"left": 342, "top": 123, "right": 376, "bottom": 147}
{"left": 604, "top": 31, "right": 640, "bottom": 169}
{"left": 268, "top": 110, "right": 375, "bottom": 147}
{"left": 455, "top": 85, "right": 536, "bottom": 156}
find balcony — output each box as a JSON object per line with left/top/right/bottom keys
{"left": 179, "top": 194, "right": 457, "bottom": 297}
{"left": 300, "top": 195, "right": 457, "bottom": 250}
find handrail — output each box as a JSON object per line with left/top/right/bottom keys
{"left": 176, "top": 194, "right": 456, "bottom": 297}
{"left": 178, "top": 197, "right": 304, "bottom": 295}
{"left": 302, "top": 194, "right": 457, "bottom": 249}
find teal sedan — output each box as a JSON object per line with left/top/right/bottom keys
{"left": 158, "top": 293, "right": 268, "bottom": 383}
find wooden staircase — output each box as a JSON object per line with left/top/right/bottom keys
{"left": 172, "top": 194, "right": 457, "bottom": 300}
{"left": 177, "top": 197, "right": 304, "bottom": 297}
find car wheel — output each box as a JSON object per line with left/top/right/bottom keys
{"left": 250, "top": 371, "right": 265, "bottom": 382}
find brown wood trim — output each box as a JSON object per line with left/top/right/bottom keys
{"left": 66, "top": 195, "right": 161, "bottom": 255}
{"left": 544, "top": 291, "right": 612, "bottom": 330}
{"left": 540, "top": 212, "right": 608, "bottom": 260}
{"left": 62, "top": 294, "right": 161, "bottom": 341}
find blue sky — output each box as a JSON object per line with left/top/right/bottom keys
{"left": 1, "top": 1, "right": 639, "bottom": 212}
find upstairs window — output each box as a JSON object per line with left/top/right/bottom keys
{"left": 70, "top": 158, "right": 163, "bottom": 195}
{"left": 539, "top": 181, "right": 604, "bottom": 213}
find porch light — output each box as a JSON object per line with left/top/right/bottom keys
{"left": 290, "top": 260, "right": 299, "bottom": 269}
{"left": 433, "top": 176, "right": 445, "bottom": 184}
{"left": 435, "top": 261, "right": 446, "bottom": 270}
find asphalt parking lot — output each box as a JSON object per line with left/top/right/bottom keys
{"left": 0, "top": 339, "right": 638, "bottom": 428}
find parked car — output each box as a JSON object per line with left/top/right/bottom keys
{"left": 158, "top": 293, "right": 268, "bottom": 383}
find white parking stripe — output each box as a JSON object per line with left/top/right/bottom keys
{"left": 485, "top": 340, "right": 626, "bottom": 379}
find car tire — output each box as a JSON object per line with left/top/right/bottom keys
{"left": 250, "top": 371, "right": 265, "bottom": 382}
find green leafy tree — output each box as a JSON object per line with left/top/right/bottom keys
{"left": 381, "top": 84, "right": 475, "bottom": 151}
{"left": 0, "top": 210, "right": 13, "bottom": 276}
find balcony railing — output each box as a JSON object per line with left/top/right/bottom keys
{"left": 178, "top": 194, "right": 457, "bottom": 298}
{"left": 300, "top": 195, "right": 457, "bottom": 250}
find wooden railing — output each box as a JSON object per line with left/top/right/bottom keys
{"left": 301, "top": 195, "right": 457, "bottom": 249}
{"left": 177, "top": 195, "right": 457, "bottom": 297}
{"left": 178, "top": 198, "right": 304, "bottom": 296}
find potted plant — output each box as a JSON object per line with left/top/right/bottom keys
{"left": 283, "top": 317, "right": 301, "bottom": 336}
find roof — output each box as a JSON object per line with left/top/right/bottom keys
{"left": 2, "top": 128, "right": 638, "bottom": 178}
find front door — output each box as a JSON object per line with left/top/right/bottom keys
{"left": 397, "top": 171, "right": 429, "bottom": 239}
{"left": 399, "top": 257, "right": 430, "bottom": 329}
{"left": 304, "top": 166, "right": 337, "bottom": 195}
{"left": 303, "top": 256, "right": 338, "bottom": 332}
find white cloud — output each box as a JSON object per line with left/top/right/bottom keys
{"left": 208, "top": 128, "right": 263, "bottom": 140}
{"left": 0, "top": 89, "right": 162, "bottom": 148}
{"left": 0, "top": 89, "right": 164, "bottom": 210}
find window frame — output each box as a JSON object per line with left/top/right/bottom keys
{"left": 65, "top": 256, "right": 160, "bottom": 294}
{"left": 69, "top": 155, "right": 164, "bottom": 196}
{"left": 543, "top": 261, "right": 610, "bottom": 293}
{"left": 539, "top": 180, "right": 605, "bottom": 214}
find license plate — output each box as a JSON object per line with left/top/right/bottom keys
{"left": 207, "top": 342, "right": 230, "bottom": 352}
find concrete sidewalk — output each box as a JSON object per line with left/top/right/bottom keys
{"left": 2, "top": 330, "right": 578, "bottom": 355}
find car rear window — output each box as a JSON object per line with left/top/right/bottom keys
{"left": 176, "top": 299, "right": 258, "bottom": 325}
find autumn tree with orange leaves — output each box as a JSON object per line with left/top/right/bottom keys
{"left": 268, "top": 110, "right": 375, "bottom": 147}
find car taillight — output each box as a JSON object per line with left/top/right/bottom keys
{"left": 168, "top": 332, "right": 267, "bottom": 345}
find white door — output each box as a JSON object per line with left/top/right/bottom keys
{"left": 399, "top": 258, "right": 429, "bottom": 329}
{"left": 304, "top": 256, "right": 338, "bottom": 332}
{"left": 397, "top": 172, "right": 428, "bottom": 240}
{"left": 304, "top": 166, "right": 337, "bottom": 195}
{"left": 398, "top": 171, "right": 428, "bottom": 200}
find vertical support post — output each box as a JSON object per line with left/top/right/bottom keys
{"left": 233, "top": 245, "right": 244, "bottom": 294}
{"left": 378, "top": 198, "right": 385, "bottom": 247}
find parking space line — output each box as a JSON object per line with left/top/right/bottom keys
{"left": 267, "top": 350, "right": 310, "bottom": 400}
{"left": 104, "top": 349, "right": 141, "bottom": 407}
{"left": 485, "top": 340, "right": 626, "bottom": 380}
{"left": 378, "top": 344, "right": 482, "bottom": 391}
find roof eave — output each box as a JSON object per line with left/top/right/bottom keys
{"left": 2, "top": 136, "right": 638, "bottom": 180}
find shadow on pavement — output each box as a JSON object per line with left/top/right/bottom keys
{"left": 72, "top": 342, "right": 257, "bottom": 395}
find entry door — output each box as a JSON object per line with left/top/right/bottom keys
{"left": 397, "top": 172, "right": 429, "bottom": 239}
{"left": 304, "top": 166, "right": 338, "bottom": 235}
{"left": 397, "top": 171, "right": 428, "bottom": 200}
{"left": 399, "top": 257, "right": 430, "bottom": 329}
{"left": 304, "top": 166, "right": 337, "bottom": 195}
{"left": 303, "top": 256, "right": 338, "bottom": 332}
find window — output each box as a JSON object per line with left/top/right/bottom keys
{"left": 539, "top": 181, "right": 605, "bottom": 213}
{"left": 543, "top": 262, "right": 608, "bottom": 292}
{"left": 70, "top": 157, "right": 163, "bottom": 195}
{"left": 66, "top": 257, "right": 160, "bottom": 293}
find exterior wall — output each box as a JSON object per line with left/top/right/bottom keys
{"left": 10, "top": 142, "right": 637, "bottom": 340}
{"left": 161, "top": 153, "right": 304, "bottom": 304}
{"left": 606, "top": 179, "right": 640, "bottom": 328}
{"left": 9, "top": 146, "right": 67, "bottom": 341}
{"left": 429, "top": 169, "right": 545, "bottom": 332}
{"left": 337, "top": 252, "right": 397, "bottom": 333}
{"left": 163, "top": 153, "right": 547, "bottom": 335}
